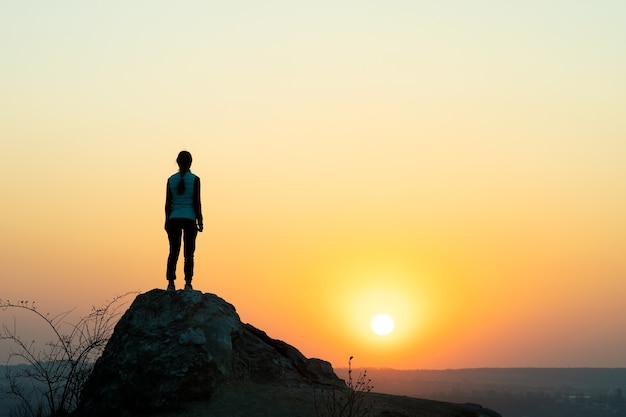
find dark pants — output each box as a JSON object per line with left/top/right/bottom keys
{"left": 166, "top": 218, "right": 198, "bottom": 281}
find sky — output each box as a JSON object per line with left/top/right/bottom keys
{"left": 1, "top": 1, "right": 625, "bottom": 370}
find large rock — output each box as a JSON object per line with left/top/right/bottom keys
{"left": 76, "top": 289, "right": 501, "bottom": 417}
{"left": 77, "top": 289, "right": 343, "bottom": 416}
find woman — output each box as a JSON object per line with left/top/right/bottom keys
{"left": 165, "top": 151, "right": 203, "bottom": 291}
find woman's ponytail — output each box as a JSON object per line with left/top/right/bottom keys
{"left": 175, "top": 151, "right": 193, "bottom": 195}
{"left": 177, "top": 172, "right": 186, "bottom": 195}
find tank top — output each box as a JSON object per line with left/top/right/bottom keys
{"left": 168, "top": 171, "right": 197, "bottom": 220}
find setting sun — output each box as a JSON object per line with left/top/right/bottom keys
{"left": 371, "top": 314, "right": 395, "bottom": 336}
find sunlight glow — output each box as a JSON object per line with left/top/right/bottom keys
{"left": 371, "top": 314, "right": 395, "bottom": 336}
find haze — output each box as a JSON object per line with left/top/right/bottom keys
{"left": 1, "top": 1, "right": 625, "bottom": 369}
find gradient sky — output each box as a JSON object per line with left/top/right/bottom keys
{"left": 1, "top": 1, "right": 625, "bottom": 370}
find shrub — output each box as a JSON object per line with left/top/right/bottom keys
{"left": 314, "top": 356, "right": 374, "bottom": 417}
{"left": 0, "top": 294, "right": 133, "bottom": 417}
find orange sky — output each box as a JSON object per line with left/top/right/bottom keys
{"left": 1, "top": 1, "right": 626, "bottom": 369}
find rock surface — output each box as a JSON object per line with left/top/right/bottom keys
{"left": 76, "top": 289, "right": 501, "bottom": 417}
{"left": 77, "top": 289, "right": 341, "bottom": 416}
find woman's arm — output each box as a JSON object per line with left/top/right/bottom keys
{"left": 164, "top": 180, "right": 173, "bottom": 230}
{"left": 194, "top": 176, "right": 203, "bottom": 232}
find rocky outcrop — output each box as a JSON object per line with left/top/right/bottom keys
{"left": 77, "top": 289, "right": 343, "bottom": 417}
{"left": 76, "top": 289, "right": 501, "bottom": 417}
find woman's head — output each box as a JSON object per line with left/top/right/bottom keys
{"left": 176, "top": 151, "right": 193, "bottom": 172}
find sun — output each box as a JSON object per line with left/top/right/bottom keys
{"left": 371, "top": 314, "right": 395, "bottom": 336}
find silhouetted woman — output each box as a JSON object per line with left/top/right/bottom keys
{"left": 165, "top": 151, "right": 203, "bottom": 291}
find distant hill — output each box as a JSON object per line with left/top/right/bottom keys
{"left": 336, "top": 368, "right": 626, "bottom": 396}
{"left": 334, "top": 368, "right": 626, "bottom": 417}
{"left": 0, "top": 364, "right": 49, "bottom": 417}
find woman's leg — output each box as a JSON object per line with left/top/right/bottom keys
{"left": 182, "top": 219, "right": 198, "bottom": 284}
{"left": 166, "top": 219, "right": 183, "bottom": 281}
